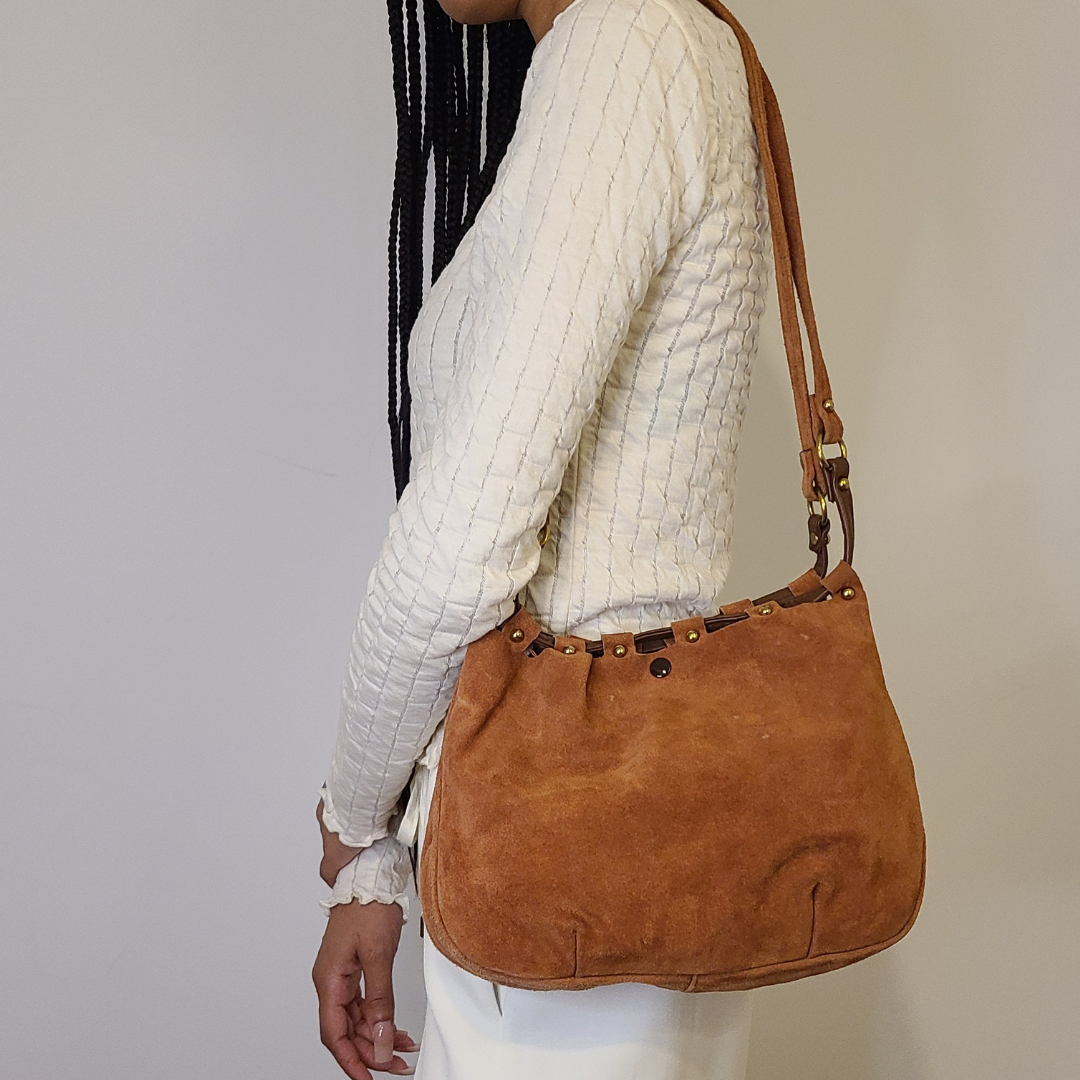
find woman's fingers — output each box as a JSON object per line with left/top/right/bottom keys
{"left": 314, "top": 901, "right": 409, "bottom": 1078}
{"left": 315, "top": 969, "right": 374, "bottom": 1080}
{"left": 357, "top": 1012, "right": 418, "bottom": 1052}
{"left": 355, "top": 1014, "right": 419, "bottom": 1073}
{"left": 395, "top": 1028, "right": 421, "bottom": 1053}
{"left": 313, "top": 903, "right": 371, "bottom": 1079}
{"left": 358, "top": 950, "right": 397, "bottom": 1064}
{"left": 340, "top": 1020, "right": 415, "bottom": 1076}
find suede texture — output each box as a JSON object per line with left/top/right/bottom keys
{"left": 419, "top": 563, "right": 925, "bottom": 992}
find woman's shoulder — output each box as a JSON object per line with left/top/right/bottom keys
{"left": 543, "top": 0, "right": 743, "bottom": 77}
{"left": 534, "top": 0, "right": 747, "bottom": 127}
{"left": 469, "top": 0, "right": 756, "bottom": 245}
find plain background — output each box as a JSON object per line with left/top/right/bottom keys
{"left": 1, "top": 0, "right": 1077, "bottom": 1077}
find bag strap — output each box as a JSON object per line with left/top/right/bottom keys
{"left": 694, "top": 0, "right": 850, "bottom": 525}
{"left": 524, "top": 0, "right": 856, "bottom": 595}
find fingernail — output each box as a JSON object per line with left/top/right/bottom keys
{"left": 374, "top": 1021, "right": 394, "bottom": 1063}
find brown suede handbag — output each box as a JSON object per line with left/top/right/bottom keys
{"left": 417, "top": 0, "right": 925, "bottom": 992}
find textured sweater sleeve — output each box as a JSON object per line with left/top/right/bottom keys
{"left": 321, "top": 0, "right": 716, "bottom": 849}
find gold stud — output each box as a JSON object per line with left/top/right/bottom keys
{"left": 562, "top": 645, "right": 577, "bottom": 655}
{"left": 759, "top": 605, "right": 774, "bottom": 616}
{"left": 823, "top": 399, "right": 835, "bottom": 412}
{"left": 686, "top": 629, "right": 700, "bottom": 642}
{"left": 838, "top": 477, "right": 849, "bottom": 489}
{"left": 840, "top": 587, "right": 856, "bottom": 600}
{"left": 612, "top": 644, "right": 628, "bottom": 658}
{"left": 510, "top": 628, "right": 524, "bottom": 642}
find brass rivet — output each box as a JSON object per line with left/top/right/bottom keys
{"left": 686, "top": 629, "right": 700, "bottom": 642}
{"left": 810, "top": 534, "right": 819, "bottom": 544}
{"left": 759, "top": 605, "right": 774, "bottom": 616}
{"left": 612, "top": 644, "right": 628, "bottom": 658}
{"left": 838, "top": 477, "right": 849, "bottom": 489}
{"left": 510, "top": 628, "right": 524, "bottom": 642}
{"left": 562, "top": 645, "right": 577, "bottom": 655}
{"left": 823, "top": 399, "right": 835, "bottom": 412}
{"left": 840, "top": 587, "right": 856, "bottom": 600}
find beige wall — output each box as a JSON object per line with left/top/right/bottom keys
{"left": 0, "top": 0, "right": 1076, "bottom": 1077}
{"left": 726, "top": 1, "right": 1080, "bottom": 1076}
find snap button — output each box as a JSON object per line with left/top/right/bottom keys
{"left": 649, "top": 657, "right": 672, "bottom": 679}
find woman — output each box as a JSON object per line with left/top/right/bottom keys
{"left": 313, "top": 0, "right": 770, "bottom": 1075}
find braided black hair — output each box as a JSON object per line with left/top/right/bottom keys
{"left": 385, "top": 0, "right": 535, "bottom": 498}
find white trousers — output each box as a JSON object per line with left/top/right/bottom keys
{"left": 411, "top": 758, "right": 754, "bottom": 1080}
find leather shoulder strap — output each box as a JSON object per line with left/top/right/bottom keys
{"left": 694, "top": 0, "right": 845, "bottom": 502}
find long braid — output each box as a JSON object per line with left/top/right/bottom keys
{"left": 475, "top": 19, "right": 533, "bottom": 216}
{"left": 424, "top": 1, "right": 449, "bottom": 277}
{"left": 386, "top": 0, "right": 410, "bottom": 496}
{"left": 464, "top": 26, "right": 485, "bottom": 226}
{"left": 385, "top": 1, "right": 535, "bottom": 496}
{"left": 444, "top": 18, "right": 469, "bottom": 265}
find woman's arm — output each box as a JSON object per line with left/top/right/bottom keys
{"left": 322, "top": 0, "right": 717, "bottom": 855}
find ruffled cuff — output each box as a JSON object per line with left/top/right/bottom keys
{"left": 318, "top": 781, "right": 387, "bottom": 850}
{"left": 319, "top": 833, "right": 413, "bottom": 923}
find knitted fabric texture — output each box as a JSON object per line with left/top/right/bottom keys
{"left": 321, "top": 0, "right": 770, "bottom": 905}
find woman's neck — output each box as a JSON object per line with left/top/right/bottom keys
{"left": 518, "top": 0, "right": 575, "bottom": 41}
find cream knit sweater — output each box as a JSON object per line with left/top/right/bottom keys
{"left": 320, "top": 0, "right": 770, "bottom": 917}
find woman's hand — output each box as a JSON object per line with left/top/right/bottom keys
{"left": 313, "top": 899, "right": 419, "bottom": 1078}
{"left": 317, "top": 799, "right": 366, "bottom": 887}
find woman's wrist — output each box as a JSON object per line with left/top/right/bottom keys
{"left": 316, "top": 798, "right": 365, "bottom": 887}
{"left": 316, "top": 800, "right": 413, "bottom": 922}
{"left": 321, "top": 852, "right": 411, "bottom": 923}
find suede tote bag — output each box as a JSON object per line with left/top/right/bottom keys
{"left": 417, "top": 0, "right": 925, "bottom": 992}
